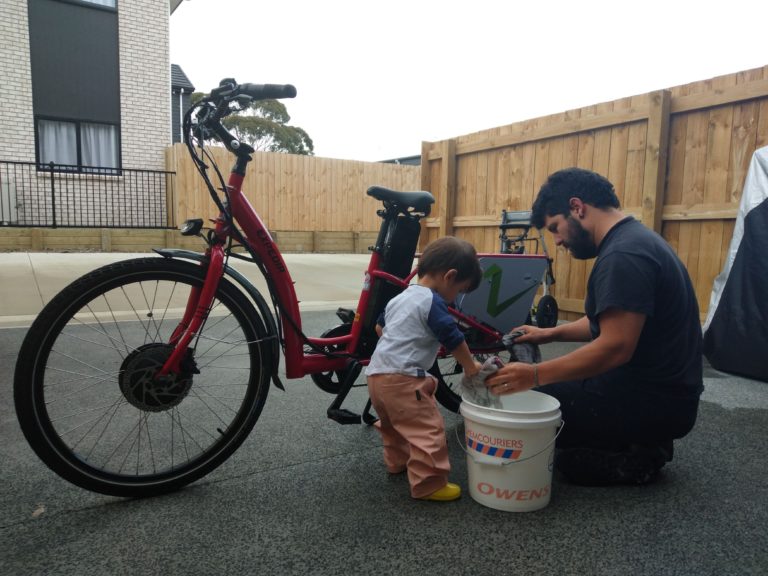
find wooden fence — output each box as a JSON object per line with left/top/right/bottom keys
{"left": 167, "top": 145, "right": 421, "bottom": 234}
{"left": 0, "top": 151, "right": 419, "bottom": 253}
{"left": 420, "top": 65, "right": 768, "bottom": 320}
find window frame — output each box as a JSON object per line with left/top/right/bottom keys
{"left": 35, "top": 116, "right": 122, "bottom": 175}
{"left": 52, "top": 0, "right": 117, "bottom": 12}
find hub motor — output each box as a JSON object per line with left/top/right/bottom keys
{"left": 119, "top": 343, "right": 194, "bottom": 412}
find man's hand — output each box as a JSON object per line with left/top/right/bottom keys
{"left": 485, "top": 362, "right": 538, "bottom": 395}
{"left": 508, "top": 325, "right": 554, "bottom": 345}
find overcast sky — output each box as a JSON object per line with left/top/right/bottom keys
{"left": 170, "top": 0, "right": 767, "bottom": 162}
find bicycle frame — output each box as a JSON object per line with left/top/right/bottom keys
{"left": 161, "top": 80, "right": 517, "bottom": 385}
{"left": 158, "top": 165, "right": 508, "bottom": 381}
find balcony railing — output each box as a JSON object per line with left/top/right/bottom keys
{"left": 0, "top": 160, "right": 176, "bottom": 229}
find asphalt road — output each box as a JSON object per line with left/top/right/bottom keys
{"left": 1, "top": 310, "right": 767, "bottom": 576}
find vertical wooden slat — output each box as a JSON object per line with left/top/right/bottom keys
{"left": 438, "top": 139, "right": 457, "bottom": 238}
{"left": 683, "top": 112, "right": 708, "bottom": 208}
{"left": 641, "top": 90, "right": 671, "bottom": 233}
{"left": 729, "top": 102, "right": 759, "bottom": 204}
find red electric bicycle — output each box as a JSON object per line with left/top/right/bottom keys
{"left": 14, "top": 80, "right": 543, "bottom": 497}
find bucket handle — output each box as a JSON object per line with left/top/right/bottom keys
{"left": 454, "top": 417, "right": 565, "bottom": 467}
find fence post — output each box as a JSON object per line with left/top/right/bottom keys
{"left": 48, "top": 161, "right": 57, "bottom": 228}
{"left": 641, "top": 89, "right": 671, "bottom": 233}
{"left": 438, "top": 139, "right": 457, "bottom": 238}
{"left": 164, "top": 146, "right": 177, "bottom": 228}
{"left": 419, "top": 140, "right": 433, "bottom": 250}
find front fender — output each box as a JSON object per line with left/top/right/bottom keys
{"left": 154, "top": 248, "right": 284, "bottom": 391}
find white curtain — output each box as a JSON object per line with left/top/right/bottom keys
{"left": 82, "top": 123, "right": 118, "bottom": 169}
{"left": 38, "top": 119, "right": 77, "bottom": 167}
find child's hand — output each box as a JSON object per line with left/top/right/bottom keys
{"left": 465, "top": 360, "right": 483, "bottom": 378}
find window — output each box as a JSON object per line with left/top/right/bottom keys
{"left": 60, "top": 0, "right": 116, "bottom": 8}
{"left": 29, "top": 0, "right": 121, "bottom": 171}
{"left": 37, "top": 118, "right": 120, "bottom": 172}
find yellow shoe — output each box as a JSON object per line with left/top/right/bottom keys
{"left": 421, "top": 482, "right": 461, "bottom": 501}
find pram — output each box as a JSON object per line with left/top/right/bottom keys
{"left": 498, "top": 209, "right": 558, "bottom": 328}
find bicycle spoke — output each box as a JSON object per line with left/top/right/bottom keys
{"left": 45, "top": 372, "right": 116, "bottom": 402}
{"left": 138, "top": 281, "right": 163, "bottom": 346}
{"left": 100, "top": 295, "right": 133, "bottom": 357}
{"left": 45, "top": 366, "right": 121, "bottom": 384}
{"left": 48, "top": 349, "right": 112, "bottom": 376}
{"left": 153, "top": 280, "right": 179, "bottom": 341}
{"left": 61, "top": 325, "right": 135, "bottom": 356}
{"left": 188, "top": 389, "right": 232, "bottom": 429}
{"left": 82, "top": 398, "right": 128, "bottom": 462}
{"left": 190, "top": 389, "right": 240, "bottom": 416}
{"left": 82, "top": 303, "right": 130, "bottom": 359}
{"left": 120, "top": 286, "right": 154, "bottom": 344}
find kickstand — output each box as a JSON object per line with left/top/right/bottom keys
{"left": 362, "top": 398, "right": 378, "bottom": 426}
{"left": 327, "top": 360, "right": 363, "bottom": 424}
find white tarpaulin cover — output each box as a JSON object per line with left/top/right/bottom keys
{"left": 703, "top": 146, "right": 768, "bottom": 382}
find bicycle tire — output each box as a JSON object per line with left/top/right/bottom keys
{"left": 14, "top": 257, "right": 272, "bottom": 497}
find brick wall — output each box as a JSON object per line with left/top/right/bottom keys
{"left": 0, "top": 1, "right": 35, "bottom": 162}
{"left": 118, "top": 0, "right": 171, "bottom": 170}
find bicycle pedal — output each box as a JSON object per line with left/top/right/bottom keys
{"left": 327, "top": 408, "right": 362, "bottom": 425}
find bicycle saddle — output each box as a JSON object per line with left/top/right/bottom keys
{"left": 367, "top": 186, "right": 435, "bottom": 213}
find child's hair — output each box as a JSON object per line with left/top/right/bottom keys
{"left": 417, "top": 236, "right": 482, "bottom": 292}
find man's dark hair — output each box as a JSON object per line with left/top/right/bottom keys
{"left": 417, "top": 236, "right": 482, "bottom": 292}
{"left": 531, "top": 168, "right": 620, "bottom": 229}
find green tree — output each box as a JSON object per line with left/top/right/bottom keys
{"left": 190, "top": 92, "right": 314, "bottom": 155}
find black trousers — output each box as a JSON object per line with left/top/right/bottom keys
{"left": 538, "top": 377, "right": 700, "bottom": 450}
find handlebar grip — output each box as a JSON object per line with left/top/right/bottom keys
{"left": 238, "top": 83, "right": 297, "bottom": 100}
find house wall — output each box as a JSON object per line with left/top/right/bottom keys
{"left": 0, "top": 0, "right": 172, "bottom": 226}
{"left": 0, "top": 0, "right": 170, "bottom": 169}
{"left": 0, "top": 1, "right": 35, "bottom": 162}
{"left": 118, "top": 0, "right": 171, "bottom": 170}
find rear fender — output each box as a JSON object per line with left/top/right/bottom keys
{"left": 154, "top": 248, "right": 284, "bottom": 391}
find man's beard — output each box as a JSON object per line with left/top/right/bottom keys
{"left": 564, "top": 216, "right": 598, "bottom": 260}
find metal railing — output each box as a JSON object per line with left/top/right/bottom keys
{"left": 0, "top": 160, "right": 176, "bottom": 228}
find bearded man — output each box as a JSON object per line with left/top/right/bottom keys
{"left": 486, "top": 168, "right": 703, "bottom": 485}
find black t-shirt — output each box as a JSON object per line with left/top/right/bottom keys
{"left": 585, "top": 217, "right": 703, "bottom": 398}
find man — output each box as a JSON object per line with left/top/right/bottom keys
{"left": 486, "top": 168, "right": 703, "bottom": 485}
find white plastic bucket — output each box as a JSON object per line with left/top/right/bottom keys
{"left": 460, "top": 390, "right": 562, "bottom": 512}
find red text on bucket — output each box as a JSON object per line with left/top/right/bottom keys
{"left": 477, "top": 482, "right": 550, "bottom": 501}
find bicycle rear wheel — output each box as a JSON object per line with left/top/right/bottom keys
{"left": 14, "top": 257, "right": 272, "bottom": 497}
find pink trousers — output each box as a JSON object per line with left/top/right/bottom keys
{"left": 367, "top": 373, "right": 450, "bottom": 498}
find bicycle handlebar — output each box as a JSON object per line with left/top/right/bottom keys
{"left": 190, "top": 79, "right": 298, "bottom": 158}
{"left": 209, "top": 78, "right": 297, "bottom": 103}
{"left": 238, "top": 83, "right": 297, "bottom": 100}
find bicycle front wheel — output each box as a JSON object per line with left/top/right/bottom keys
{"left": 14, "top": 257, "right": 272, "bottom": 497}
